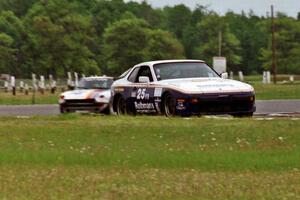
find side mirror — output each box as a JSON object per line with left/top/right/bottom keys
{"left": 221, "top": 72, "right": 228, "bottom": 79}
{"left": 138, "top": 76, "right": 150, "bottom": 83}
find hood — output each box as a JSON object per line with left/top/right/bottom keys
{"left": 62, "top": 89, "right": 110, "bottom": 100}
{"left": 159, "top": 78, "right": 254, "bottom": 94}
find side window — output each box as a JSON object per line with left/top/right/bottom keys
{"left": 136, "top": 66, "right": 153, "bottom": 82}
{"left": 128, "top": 67, "right": 140, "bottom": 82}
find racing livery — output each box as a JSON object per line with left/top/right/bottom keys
{"left": 59, "top": 76, "right": 113, "bottom": 114}
{"left": 111, "top": 60, "right": 256, "bottom": 117}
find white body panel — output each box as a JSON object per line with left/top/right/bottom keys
{"left": 62, "top": 89, "right": 111, "bottom": 103}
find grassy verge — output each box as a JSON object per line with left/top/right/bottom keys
{"left": 253, "top": 82, "right": 300, "bottom": 100}
{"left": 0, "top": 115, "right": 300, "bottom": 199}
{"left": 0, "top": 91, "right": 59, "bottom": 105}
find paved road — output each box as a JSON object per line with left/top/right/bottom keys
{"left": 0, "top": 105, "right": 60, "bottom": 116}
{"left": 0, "top": 100, "right": 299, "bottom": 116}
{"left": 255, "top": 100, "right": 300, "bottom": 114}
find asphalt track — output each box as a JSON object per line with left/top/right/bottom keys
{"left": 0, "top": 100, "right": 299, "bottom": 116}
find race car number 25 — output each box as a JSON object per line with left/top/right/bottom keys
{"left": 137, "top": 88, "right": 149, "bottom": 100}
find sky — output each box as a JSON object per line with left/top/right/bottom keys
{"left": 125, "top": 0, "right": 300, "bottom": 18}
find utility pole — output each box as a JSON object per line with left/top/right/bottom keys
{"left": 271, "top": 5, "right": 277, "bottom": 84}
{"left": 218, "top": 31, "right": 222, "bottom": 56}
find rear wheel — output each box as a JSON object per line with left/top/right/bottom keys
{"left": 116, "top": 97, "right": 127, "bottom": 115}
{"left": 162, "top": 94, "right": 176, "bottom": 117}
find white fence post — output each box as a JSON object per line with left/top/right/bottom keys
{"left": 238, "top": 71, "right": 244, "bottom": 82}
{"left": 74, "top": 72, "right": 79, "bottom": 88}
{"left": 229, "top": 71, "right": 234, "bottom": 80}
{"left": 25, "top": 84, "right": 29, "bottom": 95}
{"left": 39, "top": 75, "right": 45, "bottom": 94}
{"left": 10, "top": 76, "right": 16, "bottom": 96}
{"left": 266, "top": 71, "right": 271, "bottom": 84}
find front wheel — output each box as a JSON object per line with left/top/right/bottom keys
{"left": 59, "top": 105, "right": 66, "bottom": 114}
{"left": 162, "top": 94, "right": 176, "bottom": 117}
{"left": 115, "top": 97, "right": 127, "bottom": 115}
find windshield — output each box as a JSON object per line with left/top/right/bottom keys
{"left": 78, "top": 79, "right": 113, "bottom": 89}
{"left": 154, "top": 62, "right": 219, "bottom": 81}
{"left": 119, "top": 68, "right": 132, "bottom": 78}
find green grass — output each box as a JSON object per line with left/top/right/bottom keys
{"left": 0, "top": 91, "right": 59, "bottom": 105}
{"left": 253, "top": 82, "right": 300, "bottom": 100}
{"left": 0, "top": 115, "right": 300, "bottom": 199}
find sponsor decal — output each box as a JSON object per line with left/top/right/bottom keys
{"left": 114, "top": 87, "right": 125, "bottom": 92}
{"left": 134, "top": 102, "right": 155, "bottom": 110}
{"left": 154, "top": 97, "right": 161, "bottom": 113}
{"left": 197, "top": 84, "right": 234, "bottom": 88}
{"left": 154, "top": 88, "right": 163, "bottom": 97}
{"left": 154, "top": 97, "right": 161, "bottom": 102}
{"left": 155, "top": 102, "right": 161, "bottom": 113}
{"left": 131, "top": 91, "right": 137, "bottom": 98}
{"left": 176, "top": 102, "right": 186, "bottom": 110}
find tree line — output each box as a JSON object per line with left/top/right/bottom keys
{"left": 0, "top": 0, "right": 300, "bottom": 78}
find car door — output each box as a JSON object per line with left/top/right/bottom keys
{"left": 127, "top": 66, "right": 156, "bottom": 114}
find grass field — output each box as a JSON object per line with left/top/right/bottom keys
{"left": 0, "top": 115, "right": 300, "bottom": 199}
{"left": 253, "top": 82, "right": 300, "bottom": 100}
{"left": 0, "top": 91, "right": 59, "bottom": 105}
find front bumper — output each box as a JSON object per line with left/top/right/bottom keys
{"left": 175, "top": 92, "right": 256, "bottom": 115}
{"left": 60, "top": 99, "right": 109, "bottom": 113}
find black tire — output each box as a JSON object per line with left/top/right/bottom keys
{"left": 116, "top": 97, "right": 127, "bottom": 115}
{"left": 60, "top": 106, "right": 66, "bottom": 114}
{"left": 162, "top": 94, "right": 176, "bottom": 117}
{"left": 103, "top": 106, "right": 111, "bottom": 115}
{"left": 232, "top": 112, "right": 253, "bottom": 118}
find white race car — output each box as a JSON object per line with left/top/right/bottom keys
{"left": 59, "top": 76, "right": 114, "bottom": 114}
{"left": 111, "top": 60, "right": 256, "bottom": 117}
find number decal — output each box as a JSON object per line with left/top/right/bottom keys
{"left": 137, "top": 88, "right": 146, "bottom": 100}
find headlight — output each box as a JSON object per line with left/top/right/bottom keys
{"left": 58, "top": 95, "right": 65, "bottom": 104}
{"left": 95, "top": 95, "right": 105, "bottom": 103}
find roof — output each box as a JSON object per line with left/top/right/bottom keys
{"left": 135, "top": 59, "right": 206, "bottom": 67}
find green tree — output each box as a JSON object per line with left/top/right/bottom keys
{"left": 225, "top": 11, "right": 267, "bottom": 74}
{"left": 0, "top": 0, "right": 38, "bottom": 17}
{"left": 144, "top": 29, "right": 184, "bottom": 60}
{"left": 0, "top": 11, "right": 25, "bottom": 76}
{"left": 194, "top": 14, "right": 242, "bottom": 71}
{"left": 23, "top": 0, "right": 99, "bottom": 77}
{"left": 0, "top": 33, "right": 16, "bottom": 73}
{"left": 126, "top": 1, "right": 165, "bottom": 29}
{"left": 103, "top": 13, "right": 185, "bottom": 75}
{"left": 260, "top": 15, "right": 300, "bottom": 74}
{"left": 103, "top": 13, "right": 149, "bottom": 75}
{"left": 164, "top": 4, "right": 192, "bottom": 39}
{"left": 183, "top": 5, "right": 210, "bottom": 58}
